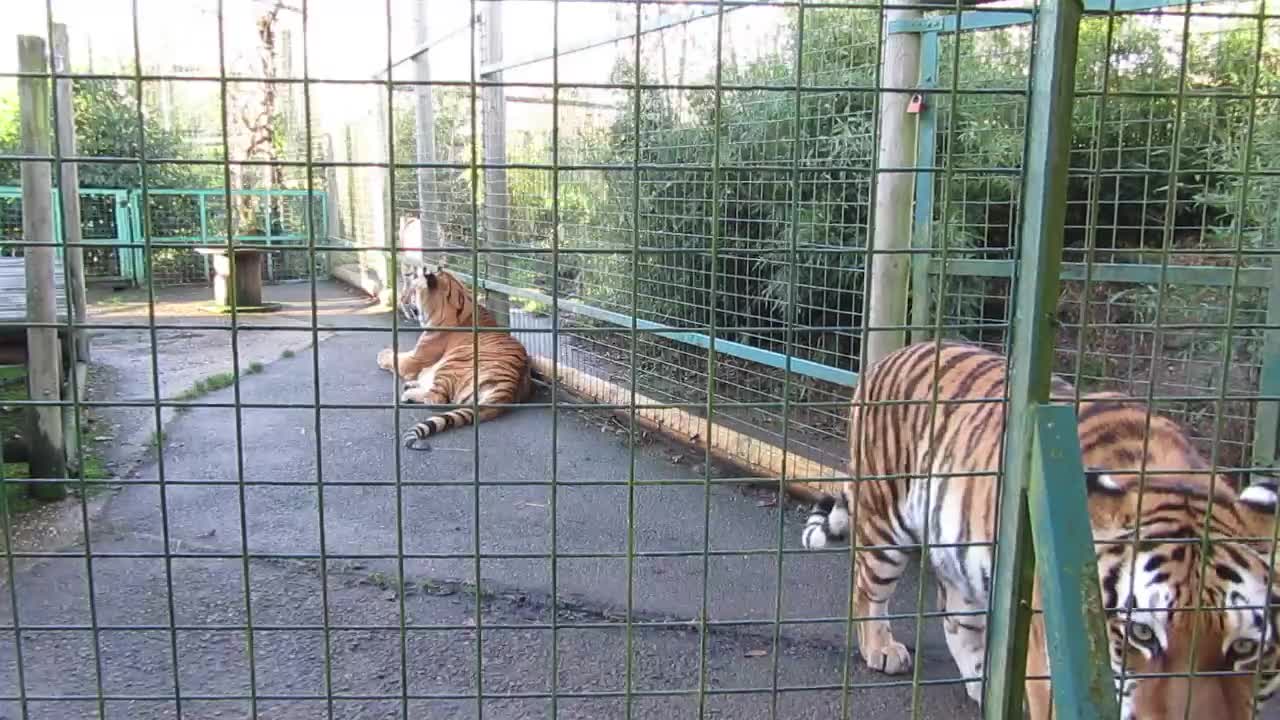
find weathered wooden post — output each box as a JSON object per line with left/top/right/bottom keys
{"left": 863, "top": 2, "right": 921, "bottom": 368}
{"left": 480, "top": 2, "right": 511, "bottom": 326}
{"left": 413, "top": 0, "right": 440, "bottom": 249}
{"left": 372, "top": 100, "right": 392, "bottom": 304}
{"left": 19, "top": 34, "right": 68, "bottom": 498}
{"left": 53, "top": 24, "right": 89, "bottom": 364}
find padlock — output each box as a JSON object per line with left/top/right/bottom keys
{"left": 907, "top": 94, "right": 925, "bottom": 114}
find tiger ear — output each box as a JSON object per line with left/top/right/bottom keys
{"left": 1085, "top": 469, "right": 1127, "bottom": 497}
{"left": 1238, "top": 475, "right": 1280, "bottom": 545}
{"left": 1084, "top": 468, "right": 1132, "bottom": 535}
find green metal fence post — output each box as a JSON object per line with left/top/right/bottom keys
{"left": 198, "top": 193, "right": 209, "bottom": 244}
{"left": 982, "top": 0, "right": 1083, "bottom": 716}
{"left": 263, "top": 190, "right": 276, "bottom": 281}
{"left": 198, "top": 192, "right": 211, "bottom": 280}
{"left": 263, "top": 190, "right": 273, "bottom": 246}
{"left": 51, "top": 188, "right": 63, "bottom": 262}
{"left": 909, "top": 29, "right": 940, "bottom": 344}
{"left": 130, "top": 191, "right": 146, "bottom": 284}
{"left": 1028, "top": 404, "right": 1120, "bottom": 719}
{"left": 112, "top": 191, "right": 131, "bottom": 285}
{"left": 1254, "top": 255, "right": 1280, "bottom": 482}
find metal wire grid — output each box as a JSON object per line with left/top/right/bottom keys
{"left": 0, "top": 188, "right": 122, "bottom": 276}
{"left": 0, "top": 0, "right": 1277, "bottom": 719}
{"left": 432, "top": 6, "right": 886, "bottom": 476}
{"left": 1, "top": 1, "right": 950, "bottom": 717}
{"left": 927, "top": 0, "right": 1279, "bottom": 471}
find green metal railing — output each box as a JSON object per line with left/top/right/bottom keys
{"left": 0, "top": 186, "right": 328, "bottom": 285}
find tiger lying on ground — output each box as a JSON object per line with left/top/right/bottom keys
{"left": 376, "top": 266, "right": 535, "bottom": 450}
{"left": 801, "top": 340, "right": 1280, "bottom": 720}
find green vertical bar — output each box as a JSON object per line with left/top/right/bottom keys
{"left": 1253, "top": 258, "right": 1280, "bottom": 480}
{"left": 296, "top": 5, "right": 336, "bottom": 718}
{"left": 697, "top": 4, "right": 726, "bottom": 718}
{"left": 982, "top": 0, "right": 1083, "bottom": 717}
{"left": 263, "top": 191, "right": 273, "bottom": 246}
{"left": 319, "top": 192, "right": 328, "bottom": 241}
{"left": 198, "top": 194, "right": 209, "bottom": 244}
{"left": 129, "top": 192, "right": 145, "bottom": 285}
{"left": 909, "top": 30, "right": 939, "bottom": 344}
{"left": 51, "top": 187, "right": 63, "bottom": 261}
{"left": 114, "top": 193, "right": 134, "bottom": 284}
{"left": 1027, "top": 404, "right": 1120, "bottom": 720}
{"left": 623, "top": 5, "right": 642, "bottom": 718}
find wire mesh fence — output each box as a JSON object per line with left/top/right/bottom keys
{"left": 925, "top": 0, "right": 1280, "bottom": 470}
{"left": 0, "top": 0, "right": 1278, "bottom": 719}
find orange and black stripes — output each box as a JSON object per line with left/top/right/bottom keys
{"left": 801, "top": 340, "right": 1280, "bottom": 720}
{"left": 375, "top": 267, "right": 535, "bottom": 450}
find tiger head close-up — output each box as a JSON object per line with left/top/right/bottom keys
{"left": 1028, "top": 458, "right": 1280, "bottom": 719}
{"left": 396, "top": 264, "right": 496, "bottom": 331}
{"left": 801, "top": 341, "right": 1280, "bottom": 720}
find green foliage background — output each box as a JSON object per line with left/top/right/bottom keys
{"left": 396, "top": 9, "right": 1278, "bottom": 378}
{"left": 0, "top": 78, "right": 215, "bottom": 189}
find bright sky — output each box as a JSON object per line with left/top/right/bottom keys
{"left": 1, "top": 0, "right": 789, "bottom": 132}
{"left": 4, "top": 1, "right": 685, "bottom": 79}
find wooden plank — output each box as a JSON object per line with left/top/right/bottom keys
{"left": 530, "top": 355, "right": 846, "bottom": 503}
{"left": 0, "top": 256, "right": 68, "bottom": 325}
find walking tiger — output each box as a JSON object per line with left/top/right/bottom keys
{"left": 376, "top": 266, "right": 535, "bottom": 450}
{"left": 801, "top": 340, "right": 1280, "bottom": 720}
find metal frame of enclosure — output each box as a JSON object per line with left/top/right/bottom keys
{"left": 0, "top": 0, "right": 1277, "bottom": 719}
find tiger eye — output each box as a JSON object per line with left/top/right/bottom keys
{"left": 1231, "top": 638, "right": 1260, "bottom": 657}
{"left": 1127, "top": 621, "right": 1157, "bottom": 645}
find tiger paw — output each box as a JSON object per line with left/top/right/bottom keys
{"left": 402, "top": 430, "right": 431, "bottom": 451}
{"left": 377, "top": 348, "right": 394, "bottom": 370}
{"left": 401, "top": 387, "right": 430, "bottom": 404}
{"left": 863, "top": 640, "right": 912, "bottom": 675}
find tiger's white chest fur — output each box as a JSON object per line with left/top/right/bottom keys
{"left": 414, "top": 360, "right": 443, "bottom": 392}
{"left": 906, "top": 474, "right": 995, "bottom": 604}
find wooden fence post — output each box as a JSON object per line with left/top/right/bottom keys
{"left": 19, "top": 34, "right": 68, "bottom": 498}
{"left": 864, "top": 2, "right": 921, "bottom": 368}
{"left": 53, "top": 24, "right": 89, "bottom": 364}
{"left": 413, "top": 0, "right": 441, "bottom": 249}
{"left": 480, "top": 2, "right": 511, "bottom": 326}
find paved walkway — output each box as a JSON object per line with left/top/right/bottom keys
{"left": 2, "top": 284, "right": 982, "bottom": 719}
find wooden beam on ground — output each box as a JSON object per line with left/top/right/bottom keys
{"left": 530, "top": 356, "right": 845, "bottom": 503}
{"left": 18, "top": 34, "right": 68, "bottom": 497}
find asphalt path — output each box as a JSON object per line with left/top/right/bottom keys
{"left": 0, "top": 328, "right": 1028, "bottom": 720}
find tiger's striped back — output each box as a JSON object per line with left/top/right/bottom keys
{"left": 801, "top": 340, "right": 1280, "bottom": 720}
